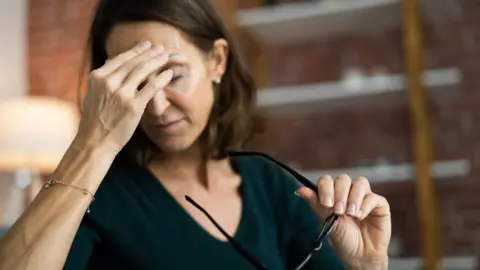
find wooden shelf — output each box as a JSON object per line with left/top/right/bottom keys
{"left": 300, "top": 159, "right": 470, "bottom": 184}
{"left": 237, "top": 0, "right": 455, "bottom": 45}
{"left": 256, "top": 68, "right": 461, "bottom": 108}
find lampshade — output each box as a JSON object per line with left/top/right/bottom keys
{"left": 0, "top": 96, "right": 80, "bottom": 173}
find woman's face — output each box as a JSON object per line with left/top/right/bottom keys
{"left": 106, "top": 22, "right": 227, "bottom": 154}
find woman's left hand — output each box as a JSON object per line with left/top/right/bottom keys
{"left": 296, "top": 174, "right": 391, "bottom": 270}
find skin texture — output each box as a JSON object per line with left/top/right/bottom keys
{"left": 0, "top": 21, "right": 390, "bottom": 270}
{"left": 106, "top": 22, "right": 244, "bottom": 242}
{"left": 106, "top": 22, "right": 225, "bottom": 153}
{"left": 296, "top": 175, "right": 391, "bottom": 269}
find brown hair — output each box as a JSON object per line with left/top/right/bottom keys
{"left": 83, "top": 0, "right": 262, "bottom": 167}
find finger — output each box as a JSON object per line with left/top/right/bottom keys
{"left": 107, "top": 44, "right": 165, "bottom": 84}
{"left": 136, "top": 69, "right": 174, "bottom": 105}
{"left": 295, "top": 186, "right": 331, "bottom": 220}
{"left": 357, "top": 193, "right": 390, "bottom": 220}
{"left": 333, "top": 174, "right": 352, "bottom": 215}
{"left": 316, "top": 175, "right": 334, "bottom": 208}
{"left": 346, "top": 176, "right": 371, "bottom": 217}
{"left": 120, "top": 53, "right": 170, "bottom": 92}
{"left": 295, "top": 187, "right": 317, "bottom": 205}
{"left": 96, "top": 41, "right": 152, "bottom": 76}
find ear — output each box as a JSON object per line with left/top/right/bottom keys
{"left": 208, "top": 38, "right": 228, "bottom": 84}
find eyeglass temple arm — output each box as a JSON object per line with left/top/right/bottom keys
{"left": 185, "top": 196, "right": 268, "bottom": 270}
{"left": 230, "top": 151, "right": 339, "bottom": 226}
{"left": 228, "top": 151, "right": 318, "bottom": 192}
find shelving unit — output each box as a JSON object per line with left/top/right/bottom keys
{"left": 299, "top": 159, "right": 470, "bottom": 184}
{"left": 389, "top": 256, "right": 477, "bottom": 270}
{"left": 257, "top": 67, "right": 461, "bottom": 107}
{"left": 237, "top": 0, "right": 454, "bottom": 45}
{"left": 235, "top": 1, "right": 459, "bottom": 268}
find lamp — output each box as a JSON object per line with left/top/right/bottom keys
{"left": 0, "top": 96, "right": 79, "bottom": 225}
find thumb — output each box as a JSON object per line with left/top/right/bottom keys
{"left": 295, "top": 187, "right": 331, "bottom": 220}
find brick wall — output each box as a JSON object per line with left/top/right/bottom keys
{"left": 245, "top": 0, "right": 480, "bottom": 259}
{"left": 28, "top": 0, "right": 97, "bottom": 102}
{"left": 27, "top": 0, "right": 480, "bottom": 261}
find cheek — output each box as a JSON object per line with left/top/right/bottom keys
{"left": 196, "top": 79, "right": 214, "bottom": 115}
{"left": 168, "top": 68, "right": 214, "bottom": 122}
{"left": 189, "top": 78, "right": 215, "bottom": 123}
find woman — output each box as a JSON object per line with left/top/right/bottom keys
{"left": 0, "top": 0, "right": 391, "bottom": 269}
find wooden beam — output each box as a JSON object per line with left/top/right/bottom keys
{"left": 401, "top": 0, "right": 442, "bottom": 269}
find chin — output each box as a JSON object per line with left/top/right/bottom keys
{"left": 153, "top": 136, "right": 197, "bottom": 153}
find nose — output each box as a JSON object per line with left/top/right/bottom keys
{"left": 145, "top": 90, "right": 171, "bottom": 116}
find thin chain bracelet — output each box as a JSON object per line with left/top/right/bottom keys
{"left": 42, "top": 180, "right": 95, "bottom": 213}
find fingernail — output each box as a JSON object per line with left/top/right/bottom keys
{"left": 322, "top": 196, "right": 333, "bottom": 207}
{"left": 152, "top": 44, "right": 164, "bottom": 53}
{"left": 357, "top": 209, "right": 364, "bottom": 219}
{"left": 138, "top": 41, "right": 151, "bottom": 49}
{"left": 346, "top": 203, "right": 356, "bottom": 215}
{"left": 333, "top": 202, "right": 344, "bottom": 214}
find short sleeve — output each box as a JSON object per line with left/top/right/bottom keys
{"left": 63, "top": 216, "right": 101, "bottom": 270}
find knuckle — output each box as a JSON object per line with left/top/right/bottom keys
{"left": 103, "top": 77, "right": 117, "bottom": 92}
{"left": 125, "top": 100, "right": 139, "bottom": 113}
{"left": 377, "top": 194, "right": 387, "bottom": 203}
{"left": 89, "top": 69, "right": 104, "bottom": 81}
{"left": 119, "top": 50, "right": 138, "bottom": 61}
{"left": 131, "top": 47, "right": 142, "bottom": 55}
{"left": 136, "top": 61, "right": 149, "bottom": 71}
{"left": 365, "top": 192, "right": 376, "bottom": 201}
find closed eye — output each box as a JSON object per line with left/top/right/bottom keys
{"left": 170, "top": 74, "right": 183, "bottom": 83}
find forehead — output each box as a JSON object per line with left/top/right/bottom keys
{"left": 105, "top": 22, "right": 198, "bottom": 58}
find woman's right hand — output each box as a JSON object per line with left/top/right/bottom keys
{"left": 77, "top": 41, "right": 173, "bottom": 154}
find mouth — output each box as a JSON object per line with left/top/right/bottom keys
{"left": 155, "top": 118, "right": 184, "bottom": 130}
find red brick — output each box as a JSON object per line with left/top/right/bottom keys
{"left": 27, "top": 0, "right": 480, "bottom": 258}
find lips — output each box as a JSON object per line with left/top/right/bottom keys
{"left": 154, "top": 118, "right": 184, "bottom": 129}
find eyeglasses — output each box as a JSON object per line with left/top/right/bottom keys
{"left": 185, "top": 151, "right": 339, "bottom": 270}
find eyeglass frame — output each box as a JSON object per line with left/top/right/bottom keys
{"left": 185, "top": 151, "right": 339, "bottom": 270}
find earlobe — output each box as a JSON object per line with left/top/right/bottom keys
{"left": 213, "top": 77, "right": 221, "bottom": 85}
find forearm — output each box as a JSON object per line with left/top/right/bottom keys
{"left": 0, "top": 138, "right": 116, "bottom": 270}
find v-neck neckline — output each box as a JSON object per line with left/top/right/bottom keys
{"left": 139, "top": 156, "right": 251, "bottom": 245}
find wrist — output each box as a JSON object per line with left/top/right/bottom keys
{"left": 72, "top": 126, "right": 122, "bottom": 157}
{"left": 51, "top": 135, "right": 118, "bottom": 191}
{"left": 346, "top": 257, "right": 388, "bottom": 270}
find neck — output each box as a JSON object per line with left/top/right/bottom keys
{"left": 148, "top": 145, "right": 233, "bottom": 188}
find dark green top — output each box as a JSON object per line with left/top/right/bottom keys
{"left": 64, "top": 155, "right": 344, "bottom": 270}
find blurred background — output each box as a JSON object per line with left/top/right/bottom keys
{"left": 0, "top": 0, "right": 478, "bottom": 269}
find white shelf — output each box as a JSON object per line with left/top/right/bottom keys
{"left": 389, "top": 257, "right": 477, "bottom": 270}
{"left": 299, "top": 159, "right": 470, "bottom": 184}
{"left": 256, "top": 68, "right": 462, "bottom": 108}
{"left": 237, "top": 0, "right": 454, "bottom": 44}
